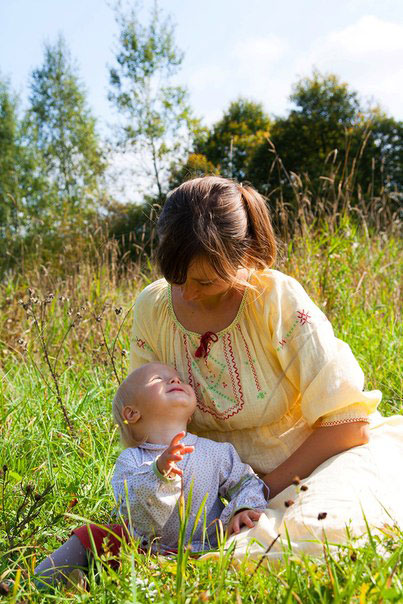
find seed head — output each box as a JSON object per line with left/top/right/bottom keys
{"left": 317, "top": 512, "right": 327, "bottom": 520}
{"left": 292, "top": 476, "right": 301, "bottom": 486}
{"left": 115, "top": 307, "right": 123, "bottom": 315}
{"left": 284, "top": 500, "right": 294, "bottom": 508}
{"left": 300, "top": 485, "right": 308, "bottom": 492}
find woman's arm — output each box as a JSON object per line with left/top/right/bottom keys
{"left": 262, "top": 421, "right": 369, "bottom": 498}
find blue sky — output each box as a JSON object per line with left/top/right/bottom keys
{"left": 1, "top": 0, "right": 402, "bottom": 131}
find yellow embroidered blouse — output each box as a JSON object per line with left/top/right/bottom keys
{"left": 130, "top": 269, "right": 381, "bottom": 474}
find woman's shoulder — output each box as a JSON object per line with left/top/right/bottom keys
{"left": 249, "top": 268, "right": 307, "bottom": 299}
{"left": 134, "top": 278, "right": 169, "bottom": 307}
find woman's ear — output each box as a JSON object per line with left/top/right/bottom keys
{"left": 122, "top": 406, "right": 141, "bottom": 424}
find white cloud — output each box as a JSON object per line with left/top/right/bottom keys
{"left": 294, "top": 16, "right": 403, "bottom": 116}
{"left": 184, "top": 15, "right": 403, "bottom": 125}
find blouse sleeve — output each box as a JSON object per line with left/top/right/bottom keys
{"left": 129, "top": 283, "right": 161, "bottom": 371}
{"left": 266, "top": 273, "right": 381, "bottom": 427}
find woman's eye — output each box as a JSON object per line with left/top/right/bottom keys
{"left": 199, "top": 281, "right": 214, "bottom": 286}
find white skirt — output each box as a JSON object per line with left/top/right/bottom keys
{"left": 206, "top": 413, "right": 403, "bottom": 562}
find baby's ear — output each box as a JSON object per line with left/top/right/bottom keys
{"left": 122, "top": 406, "right": 141, "bottom": 424}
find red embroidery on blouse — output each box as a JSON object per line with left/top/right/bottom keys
{"left": 297, "top": 309, "right": 311, "bottom": 325}
{"left": 183, "top": 333, "right": 195, "bottom": 390}
{"left": 279, "top": 339, "right": 286, "bottom": 348}
{"left": 136, "top": 338, "right": 146, "bottom": 349}
{"left": 237, "top": 323, "right": 261, "bottom": 392}
{"left": 173, "top": 323, "right": 177, "bottom": 371}
{"left": 191, "top": 333, "right": 244, "bottom": 421}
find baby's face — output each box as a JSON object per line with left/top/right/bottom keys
{"left": 127, "top": 363, "right": 197, "bottom": 420}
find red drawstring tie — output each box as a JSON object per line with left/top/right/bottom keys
{"left": 195, "top": 331, "right": 218, "bottom": 359}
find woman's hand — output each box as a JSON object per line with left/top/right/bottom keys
{"left": 226, "top": 509, "right": 263, "bottom": 536}
{"left": 156, "top": 432, "right": 194, "bottom": 478}
{"left": 263, "top": 421, "right": 369, "bottom": 498}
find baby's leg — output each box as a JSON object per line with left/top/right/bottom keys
{"left": 34, "top": 535, "right": 88, "bottom": 590}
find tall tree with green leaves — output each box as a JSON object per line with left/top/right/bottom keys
{"left": 0, "top": 78, "right": 21, "bottom": 237}
{"left": 194, "top": 98, "right": 271, "bottom": 181}
{"left": 108, "top": 1, "right": 199, "bottom": 201}
{"left": 27, "top": 36, "right": 105, "bottom": 225}
{"left": 249, "top": 72, "right": 402, "bottom": 204}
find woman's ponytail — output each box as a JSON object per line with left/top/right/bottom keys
{"left": 239, "top": 184, "right": 276, "bottom": 268}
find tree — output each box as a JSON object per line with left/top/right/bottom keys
{"left": 0, "top": 78, "right": 21, "bottom": 236}
{"left": 248, "top": 72, "right": 402, "bottom": 206}
{"left": 264, "top": 72, "right": 360, "bottom": 186}
{"left": 27, "top": 36, "right": 105, "bottom": 225}
{"left": 108, "top": 0, "right": 199, "bottom": 201}
{"left": 168, "top": 153, "right": 220, "bottom": 189}
{"left": 194, "top": 98, "right": 271, "bottom": 181}
{"left": 0, "top": 78, "right": 48, "bottom": 246}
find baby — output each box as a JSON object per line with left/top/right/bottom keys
{"left": 34, "top": 363, "right": 268, "bottom": 589}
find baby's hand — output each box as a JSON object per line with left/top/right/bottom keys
{"left": 226, "top": 509, "right": 263, "bottom": 536}
{"left": 156, "top": 431, "right": 194, "bottom": 478}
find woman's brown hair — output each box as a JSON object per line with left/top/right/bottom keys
{"left": 157, "top": 176, "right": 276, "bottom": 285}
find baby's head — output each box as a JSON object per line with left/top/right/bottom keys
{"left": 113, "top": 362, "right": 196, "bottom": 448}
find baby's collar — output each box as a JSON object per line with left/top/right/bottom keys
{"left": 139, "top": 432, "right": 197, "bottom": 450}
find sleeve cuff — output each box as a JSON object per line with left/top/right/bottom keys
{"left": 152, "top": 460, "right": 181, "bottom": 484}
{"left": 316, "top": 403, "right": 370, "bottom": 427}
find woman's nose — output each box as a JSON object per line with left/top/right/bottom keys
{"left": 181, "top": 283, "right": 197, "bottom": 301}
{"left": 169, "top": 376, "right": 181, "bottom": 384}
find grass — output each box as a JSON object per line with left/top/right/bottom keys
{"left": 0, "top": 216, "right": 402, "bottom": 602}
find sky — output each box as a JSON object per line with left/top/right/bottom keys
{"left": 1, "top": 0, "right": 403, "bottom": 134}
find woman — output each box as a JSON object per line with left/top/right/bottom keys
{"left": 130, "top": 176, "right": 403, "bottom": 558}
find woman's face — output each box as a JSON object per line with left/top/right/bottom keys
{"left": 178, "top": 257, "right": 235, "bottom": 302}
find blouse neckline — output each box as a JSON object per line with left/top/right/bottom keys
{"left": 167, "top": 273, "right": 252, "bottom": 337}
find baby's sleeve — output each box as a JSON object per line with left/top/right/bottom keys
{"left": 268, "top": 274, "right": 381, "bottom": 427}
{"left": 111, "top": 449, "right": 181, "bottom": 539}
{"left": 216, "top": 443, "right": 268, "bottom": 528}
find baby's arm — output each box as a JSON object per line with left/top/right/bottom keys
{"left": 216, "top": 443, "right": 269, "bottom": 534}
{"left": 111, "top": 434, "right": 193, "bottom": 540}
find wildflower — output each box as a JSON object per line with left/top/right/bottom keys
{"left": 0, "top": 582, "right": 10, "bottom": 596}
{"left": 317, "top": 512, "right": 327, "bottom": 520}
{"left": 67, "top": 497, "right": 78, "bottom": 510}
{"left": 45, "top": 293, "right": 55, "bottom": 304}
{"left": 95, "top": 315, "right": 102, "bottom": 322}
{"left": 284, "top": 500, "right": 294, "bottom": 508}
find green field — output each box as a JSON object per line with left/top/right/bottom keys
{"left": 1, "top": 218, "right": 402, "bottom": 602}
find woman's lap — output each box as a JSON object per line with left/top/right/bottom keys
{"left": 225, "top": 416, "right": 403, "bottom": 560}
